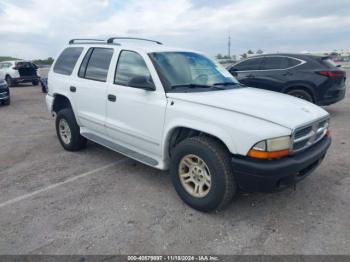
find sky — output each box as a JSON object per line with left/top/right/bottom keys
{"left": 0, "top": 0, "right": 349, "bottom": 59}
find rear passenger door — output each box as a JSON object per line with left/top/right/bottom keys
{"left": 256, "top": 56, "right": 294, "bottom": 92}
{"left": 71, "top": 47, "right": 114, "bottom": 135}
{"left": 105, "top": 50, "right": 167, "bottom": 162}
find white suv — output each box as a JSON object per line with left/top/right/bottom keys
{"left": 0, "top": 60, "right": 40, "bottom": 86}
{"left": 46, "top": 37, "right": 332, "bottom": 212}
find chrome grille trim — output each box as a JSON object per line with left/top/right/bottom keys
{"left": 291, "top": 117, "right": 329, "bottom": 154}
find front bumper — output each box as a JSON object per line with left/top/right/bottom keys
{"left": 46, "top": 94, "right": 54, "bottom": 112}
{"left": 0, "top": 90, "right": 9, "bottom": 100}
{"left": 232, "top": 136, "right": 331, "bottom": 192}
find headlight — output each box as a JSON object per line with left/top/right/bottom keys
{"left": 248, "top": 136, "right": 291, "bottom": 159}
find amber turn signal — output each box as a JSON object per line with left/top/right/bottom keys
{"left": 247, "top": 149, "right": 289, "bottom": 159}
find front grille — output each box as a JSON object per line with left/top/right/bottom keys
{"left": 291, "top": 117, "right": 329, "bottom": 153}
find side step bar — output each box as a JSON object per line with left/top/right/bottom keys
{"left": 81, "top": 132, "right": 159, "bottom": 167}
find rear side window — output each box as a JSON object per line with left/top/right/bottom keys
{"left": 79, "top": 48, "right": 114, "bottom": 82}
{"left": 261, "top": 57, "right": 301, "bottom": 70}
{"left": 233, "top": 58, "right": 264, "bottom": 71}
{"left": 261, "top": 57, "right": 288, "bottom": 70}
{"left": 53, "top": 47, "right": 83, "bottom": 75}
{"left": 114, "top": 50, "right": 152, "bottom": 86}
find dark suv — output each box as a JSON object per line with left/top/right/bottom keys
{"left": 0, "top": 79, "right": 10, "bottom": 105}
{"left": 228, "top": 54, "right": 347, "bottom": 105}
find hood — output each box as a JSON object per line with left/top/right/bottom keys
{"left": 167, "top": 87, "right": 329, "bottom": 129}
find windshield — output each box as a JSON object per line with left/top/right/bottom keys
{"left": 149, "top": 52, "right": 239, "bottom": 92}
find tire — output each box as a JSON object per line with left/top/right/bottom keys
{"left": 2, "top": 98, "right": 10, "bottom": 106}
{"left": 32, "top": 80, "right": 39, "bottom": 86}
{"left": 40, "top": 80, "right": 48, "bottom": 93}
{"left": 287, "top": 89, "right": 313, "bottom": 103}
{"left": 55, "top": 108, "right": 87, "bottom": 151}
{"left": 170, "top": 136, "right": 236, "bottom": 212}
{"left": 5, "top": 76, "right": 13, "bottom": 87}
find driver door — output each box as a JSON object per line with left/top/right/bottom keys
{"left": 106, "top": 50, "right": 167, "bottom": 159}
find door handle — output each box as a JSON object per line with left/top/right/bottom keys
{"left": 108, "top": 94, "right": 116, "bottom": 102}
{"left": 70, "top": 86, "right": 76, "bottom": 92}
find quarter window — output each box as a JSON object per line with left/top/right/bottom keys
{"left": 114, "top": 50, "right": 153, "bottom": 87}
{"left": 53, "top": 47, "right": 83, "bottom": 75}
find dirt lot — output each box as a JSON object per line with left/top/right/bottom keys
{"left": 0, "top": 80, "right": 349, "bottom": 255}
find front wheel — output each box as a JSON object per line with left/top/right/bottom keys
{"left": 55, "top": 108, "right": 87, "bottom": 151}
{"left": 170, "top": 136, "right": 236, "bottom": 212}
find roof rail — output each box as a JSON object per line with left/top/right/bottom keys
{"left": 107, "top": 37, "right": 163, "bottom": 45}
{"left": 69, "top": 38, "right": 105, "bottom": 44}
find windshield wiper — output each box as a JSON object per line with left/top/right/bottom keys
{"left": 213, "top": 82, "right": 238, "bottom": 86}
{"left": 171, "top": 84, "right": 213, "bottom": 89}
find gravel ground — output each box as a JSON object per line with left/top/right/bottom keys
{"left": 0, "top": 80, "right": 349, "bottom": 255}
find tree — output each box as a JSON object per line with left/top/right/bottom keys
{"left": 247, "top": 49, "right": 254, "bottom": 54}
{"left": 216, "top": 54, "right": 223, "bottom": 59}
{"left": 256, "top": 49, "right": 263, "bottom": 55}
{"left": 241, "top": 53, "right": 248, "bottom": 59}
{"left": 33, "top": 57, "right": 54, "bottom": 65}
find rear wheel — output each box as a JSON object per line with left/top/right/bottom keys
{"left": 170, "top": 136, "right": 236, "bottom": 212}
{"left": 32, "top": 80, "right": 39, "bottom": 86}
{"left": 55, "top": 108, "right": 87, "bottom": 151}
{"left": 287, "top": 89, "right": 313, "bottom": 102}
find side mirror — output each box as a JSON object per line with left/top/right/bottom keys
{"left": 336, "top": 64, "right": 341, "bottom": 68}
{"left": 229, "top": 68, "right": 238, "bottom": 77}
{"left": 128, "top": 76, "right": 155, "bottom": 91}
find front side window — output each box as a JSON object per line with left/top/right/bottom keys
{"left": 53, "top": 47, "right": 83, "bottom": 75}
{"left": 114, "top": 50, "right": 153, "bottom": 87}
{"left": 233, "top": 58, "right": 263, "bottom": 71}
{"left": 82, "top": 48, "right": 114, "bottom": 82}
{"left": 149, "top": 52, "right": 238, "bottom": 92}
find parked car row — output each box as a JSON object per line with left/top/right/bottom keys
{"left": 228, "top": 53, "right": 346, "bottom": 105}
{"left": 0, "top": 79, "right": 10, "bottom": 105}
{"left": 0, "top": 61, "right": 40, "bottom": 87}
{"left": 0, "top": 61, "right": 50, "bottom": 106}
{"left": 45, "top": 37, "right": 336, "bottom": 212}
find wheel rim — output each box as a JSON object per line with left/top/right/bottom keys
{"left": 58, "top": 119, "right": 72, "bottom": 145}
{"left": 178, "top": 154, "right": 211, "bottom": 198}
{"left": 289, "top": 91, "right": 311, "bottom": 101}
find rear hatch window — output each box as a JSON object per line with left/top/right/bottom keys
{"left": 15, "top": 62, "right": 38, "bottom": 76}
{"left": 320, "top": 57, "right": 338, "bottom": 68}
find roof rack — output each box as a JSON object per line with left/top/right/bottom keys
{"left": 107, "top": 37, "right": 163, "bottom": 45}
{"left": 69, "top": 38, "right": 106, "bottom": 44}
